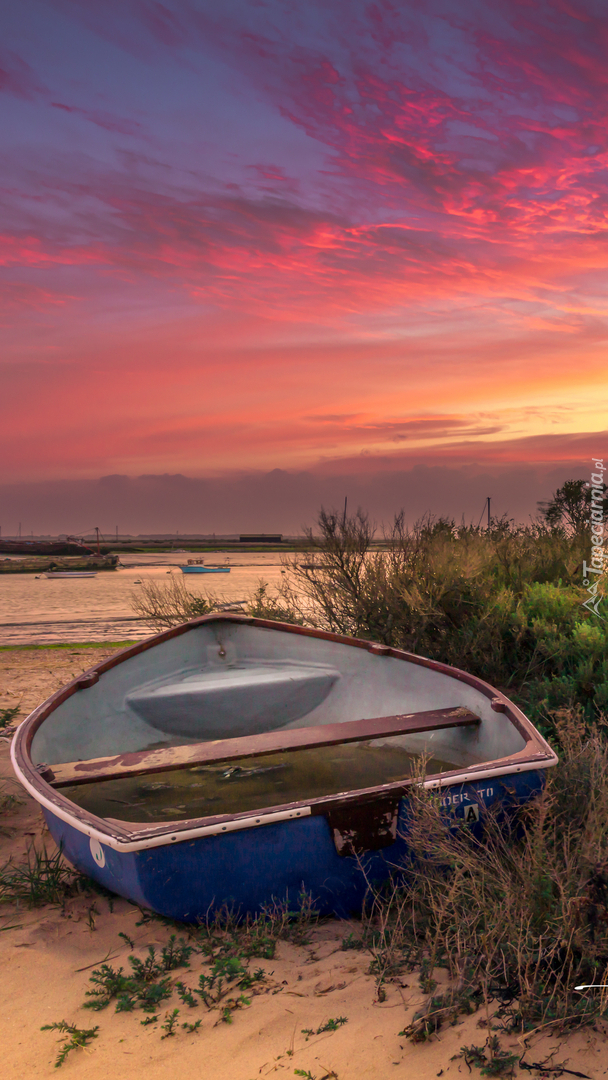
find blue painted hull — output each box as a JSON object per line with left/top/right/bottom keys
{"left": 43, "top": 769, "right": 545, "bottom": 921}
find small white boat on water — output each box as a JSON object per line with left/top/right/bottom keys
{"left": 44, "top": 571, "right": 98, "bottom": 579}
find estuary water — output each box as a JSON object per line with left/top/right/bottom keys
{"left": 0, "top": 553, "right": 287, "bottom": 646}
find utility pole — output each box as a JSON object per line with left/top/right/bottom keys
{"left": 95, "top": 527, "right": 101, "bottom": 555}
{"left": 343, "top": 496, "right": 348, "bottom": 528}
{"left": 18, "top": 522, "right": 21, "bottom": 538}
{"left": 487, "top": 497, "right": 491, "bottom": 530}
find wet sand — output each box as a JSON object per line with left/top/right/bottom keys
{"left": 1, "top": 646, "right": 607, "bottom": 1078}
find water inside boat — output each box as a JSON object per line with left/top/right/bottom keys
{"left": 62, "top": 737, "right": 461, "bottom": 822}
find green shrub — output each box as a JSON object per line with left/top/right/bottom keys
{"left": 276, "top": 509, "right": 607, "bottom": 732}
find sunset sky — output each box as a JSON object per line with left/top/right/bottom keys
{"left": 2, "top": 0, "right": 607, "bottom": 531}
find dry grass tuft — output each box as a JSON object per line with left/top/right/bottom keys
{"left": 359, "top": 709, "right": 608, "bottom": 1036}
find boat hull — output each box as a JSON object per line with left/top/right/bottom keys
{"left": 41, "top": 769, "right": 544, "bottom": 920}
{"left": 180, "top": 566, "right": 230, "bottom": 574}
{"left": 44, "top": 571, "right": 98, "bottom": 579}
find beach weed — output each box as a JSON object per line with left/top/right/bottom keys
{"left": 128, "top": 946, "right": 163, "bottom": 982}
{"left": 83, "top": 958, "right": 172, "bottom": 1013}
{"left": 340, "top": 932, "right": 364, "bottom": 951}
{"left": 455, "top": 1038, "right": 519, "bottom": 1077}
{"left": 160, "top": 1009, "right": 180, "bottom": 1038}
{"left": 160, "top": 934, "right": 193, "bottom": 970}
{"left": 399, "top": 987, "right": 480, "bottom": 1043}
{"left": 84, "top": 963, "right": 137, "bottom": 1010}
{"left": 41, "top": 1020, "right": 99, "bottom": 1068}
{"left": 364, "top": 708, "right": 608, "bottom": 1036}
{"left": 118, "top": 930, "right": 135, "bottom": 949}
{"left": 0, "top": 844, "right": 81, "bottom": 907}
{"left": 115, "top": 993, "right": 137, "bottom": 1013}
{"left": 194, "top": 889, "right": 320, "bottom": 961}
{"left": 137, "top": 978, "right": 173, "bottom": 1012}
{"left": 213, "top": 996, "right": 253, "bottom": 1025}
{"left": 197, "top": 955, "right": 261, "bottom": 1005}
{"left": 0, "top": 706, "right": 19, "bottom": 728}
{"left": 182, "top": 1018, "right": 202, "bottom": 1033}
{"left": 0, "top": 784, "right": 21, "bottom": 815}
{"left": 301, "top": 1017, "right": 348, "bottom": 1040}
{"left": 175, "top": 981, "right": 198, "bottom": 1007}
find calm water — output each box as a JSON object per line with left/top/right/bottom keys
{"left": 0, "top": 552, "right": 287, "bottom": 646}
{"left": 63, "top": 742, "right": 458, "bottom": 823}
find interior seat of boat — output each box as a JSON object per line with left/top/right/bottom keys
{"left": 48, "top": 706, "right": 481, "bottom": 788}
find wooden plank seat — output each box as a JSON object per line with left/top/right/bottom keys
{"left": 48, "top": 706, "right": 481, "bottom": 788}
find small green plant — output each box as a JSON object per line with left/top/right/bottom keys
{"left": 418, "top": 959, "right": 438, "bottom": 995}
{"left": 129, "top": 946, "right": 164, "bottom": 983}
{"left": 455, "top": 1037, "right": 519, "bottom": 1077}
{"left": 83, "top": 959, "right": 172, "bottom": 1013}
{"left": 137, "top": 979, "right": 173, "bottom": 1013}
{"left": 115, "top": 993, "right": 136, "bottom": 1013}
{"left": 197, "top": 955, "right": 264, "bottom": 1006}
{"left": 182, "top": 1018, "right": 202, "bottom": 1033}
{"left": 0, "top": 783, "right": 20, "bottom": 815}
{"left": 194, "top": 889, "right": 320, "bottom": 961}
{"left": 84, "top": 964, "right": 136, "bottom": 1010}
{"left": 399, "top": 987, "right": 480, "bottom": 1043}
{"left": 294, "top": 1070, "right": 340, "bottom": 1080}
{"left": 160, "top": 934, "right": 194, "bottom": 971}
{"left": 140, "top": 1015, "right": 158, "bottom": 1026}
{"left": 160, "top": 1009, "right": 180, "bottom": 1038}
{"left": 41, "top": 1020, "right": 99, "bottom": 1068}
{"left": 0, "top": 705, "right": 19, "bottom": 729}
{"left": 175, "top": 981, "right": 199, "bottom": 1008}
{"left": 340, "top": 932, "right": 364, "bottom": 951}
{"left": 301, "top": 1017, "right": 348, "bottom": 1040}
{"left": 118, "top": 930, "right": 135, "bottom": 949}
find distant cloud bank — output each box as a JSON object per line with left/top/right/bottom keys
{"left": 0, "top": 460, "right": 589, "bottom": 537}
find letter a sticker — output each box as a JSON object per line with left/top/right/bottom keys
{"left": 464, "top": 804, "right": 479, "bottom": 823}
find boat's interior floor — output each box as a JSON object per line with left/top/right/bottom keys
{"left": 61, "top": 739, "right": 462, "bottom": 822}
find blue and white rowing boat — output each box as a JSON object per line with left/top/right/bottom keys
{"left": 180, "top": 565, "right": 230, "bottom": 574}
{"left": 11, "top": 616, "right": 557, "bottom": 920}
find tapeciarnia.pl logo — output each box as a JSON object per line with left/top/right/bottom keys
{"left": 582, "top": 458, "right": 606, "bottom": 619}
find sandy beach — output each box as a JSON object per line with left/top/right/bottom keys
{"left": 2, "top": 646, "right": 607, "bottom": 1079}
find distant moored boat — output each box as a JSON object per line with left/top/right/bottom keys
{"left": 180, "top": 560, "right": 230, "bottom": 574}
{"left": 43, "top": 571, "right": 98, "bottom": 579}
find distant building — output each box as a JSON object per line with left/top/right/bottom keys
{"left": 239, "top": 534, "right": 283, "bottom": 543}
